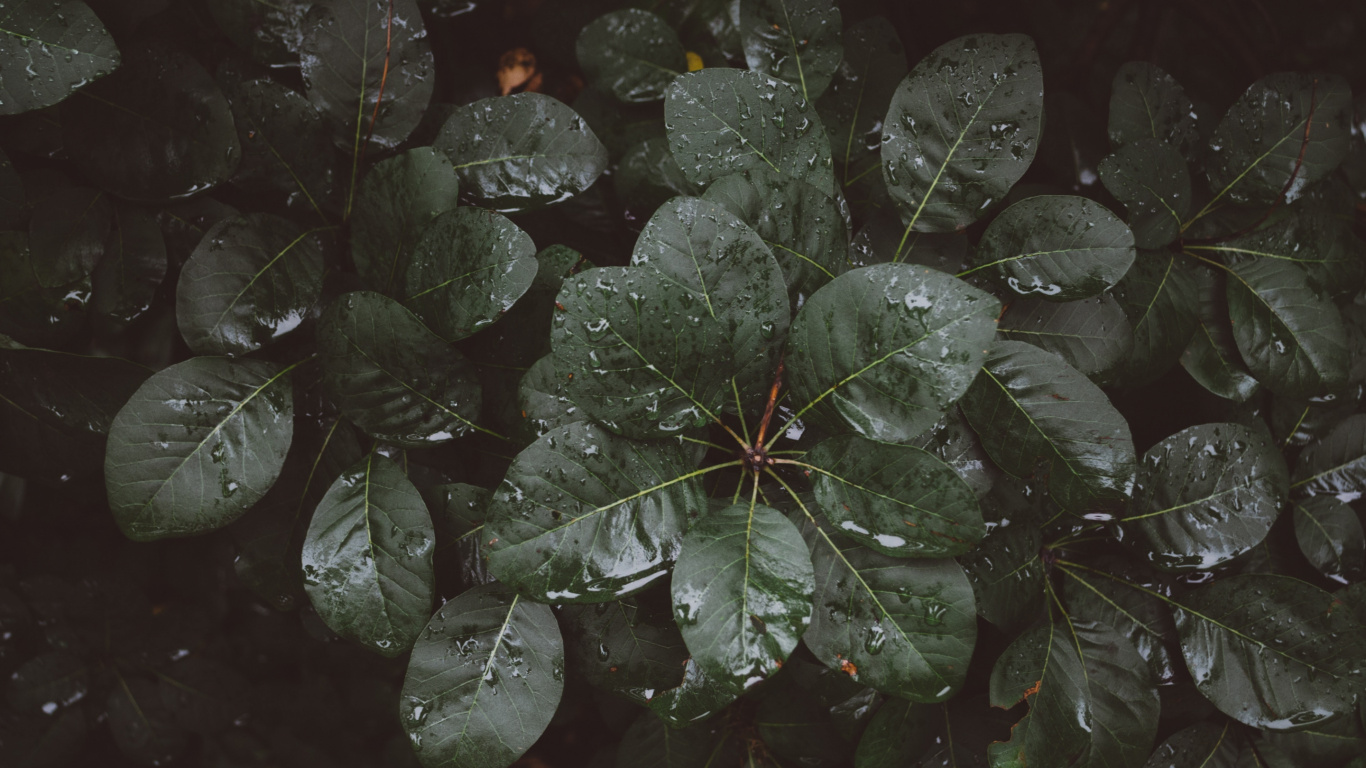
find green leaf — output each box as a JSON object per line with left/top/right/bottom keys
{"left": 615, "top": 135, "right": 705, "bottom": 218}
{"left": 614, "top": 711, "right": 732, "bottom": 768}
{"left": 1292, "top": 413, "right": 1366, "bottom": 499}
{"left": 435, "top": 92, "right": 608, "bottom": 212}
{"left": 0, "top": 0, "right": 121, "bottom": 116}
{"left": 1059, "top": 564, "right": 1177, "bottom": 686}
{"left": 0, "top": 231, "right": 88, "bottom": 349}
{"left": 1125, "top": 423, "right": 1288, "bottom": 571}
{"left": 318, "top": 291, "right": 482, "bottom": 446}
{"left": 987, "top": 620, "right": 1090, "bottom": 768}
{"left": 645, "top": 655, "right": 739, "bottom": 727}
{"left": 739, "top": 0, "right": 842, "bottom": 101}
{"left": 909, "top": 409, "right": 999, "bottom": 499}
{"left": 1226, "top": 257, "right": 1348, "bottom": 400}
{"left": 1204, "top": 73, "right": 1352, "bottom": 207}
{"left": 756, "top": 683, "right": 849, "bottom": 768}
{"left": 155, "top": 657, "right": 249, "bottom": 734}
{"left": 1188, "top": 211, "right": 1365, "bottom": 298}
{"left": 969, "top": 195, "right": 1135, "bottom": 301}
{"left": 631, "top": 196, "right": 789, "bottom": 402}
{"left": 176, "top": 214, "right": 328, "bottom": 356}
{"left": 1067, "top": 621, "right": 1161, "bottom": 768}
{"left": 800, "top": 514, "right": 976, "bottom": 702}
{"left": 672, "top": 501, "right": 814, "bottom": 694}
{"left": 785, "top": 263, "right": 1000, "bottom": 443}
{"left": 1293, "top": 495, "right": 1365, "bottom": 584}
{"left": 560, "top": 596, "right": 688, "bottom": 706}
{"left": 108, "top": 676, "right": 187, "bottom": 765}
{"left": 853, "top": 698, "right": 935, "bottom": 768}
{"left": 961, "top": 340, "right": 1137, "bottom": 516}
{"left": 1262, "top": 709, "right": 1366, "bottom": 766}
{"left": 27, "top": 184, "right": 110, "bottom": 288}
{"left": 816, "top": 17, "right": 908, "bottom": 194}
{"left": 1107, "top": 251, "right": 1198, "bottom": 387}
{"left": 1181, "top": 267, "right": 1261, "bottom": 403}
{"left": 664, "top": 67, "right": 835, "bottom": 194}
{"left": 60, "top": 48, "right": 240, "bottom": 201}
{"left": 91, "top": 203, "right": 168, "bottom": 336}
{"left": 399, "top": 583, "right": 564, "bottom": 768}
{"left": 552, "top": 266, "right": 734, "bottom": 439}
{"left": 300, "top": 0, "right": 433, "bottom": 154}
{"left": 881, "top": 33, "right": 1043, "bottom": 233}
{"left": 805, "top": 433, "right": 984, "bottom": 557}
{"left": 403, "top": 207, "right": 538, "bottom": 341}
{"left": 1106, "top": 62, "right": 1198, "bottom": 152}
{"left": 105, "top": 357, "right": 294, "bottom": 541}
{"left": 206, "top": 0, "right": 310, "bottom": 66}
{"left": 485, "top": 421, "right": 706, "bottom": 602}
{"left": 518, "top": 354, "right": 585, "bottom": 441}
{"left": 226, "top": 77, "right": 337, "bottom": 221}
{"left": 1098, "top": 139, "right": 1191, "bottom": 250}
{"left": 302, "top": 453, "right": 434, "bottom": 656}
{"left": 959, "top": 476, "right": 1045, "bottom": 632}
{"left": 702, "top": 167, "right": 849, "bottom": 303}
{"left": 1173, "top": 574, "right": 1366, "bottom": 730}
{"left": 5, "top": 651, "right": 87, "bottom": 713}
{"left": 576, "top": 10, "right": 686, "bottom": 104}
{"left": 351, "top": 147, "right": 459, "bottom": 296}
{"left": 998, "top": 295, "right": 1133, "bottom": 378}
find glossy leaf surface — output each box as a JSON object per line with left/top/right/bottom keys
{"left": 816, "top": 17, "right": 907, "bottom": 194}
{"left": 0, "top": 0, "right": 121, "bottom": 115}
{"left": 576, "top": 9, "right": 685, "bottom": 104}
{"left": 1107, "top": 62, "right": 1197, "bottom": 151}
{"left": 998, "top": 295, "right": 1132, "bottom": 377}
{"left": 1181, "top": 267, "right": 1261, "bottom": 403}
{"left": 1098, "top": 139, "right": 1191, "bottom": 250}
{"left": 739, "top": 0, "right": 842, "bottom": 101}
{"left": 352, "top": 147, "right": 459, "bottom": 295}
{"left": 1293, "top": 495, "right": 1365, "bottom": 583}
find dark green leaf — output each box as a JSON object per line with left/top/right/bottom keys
{"left": 434, "top": 92, "right": 608, "bottom": 212}
{"left": 226, "top": 77, "right": 337, "bottom": 221}
{"left": 998, "top": 295, "right": 1133, "bottom": 377}
{"left": 665, "top": 67, "right": 835, "bottom": 194}
{"left": 702, "top": 167, "right": 849, "bottom": 303}
{"left": 1188, "top": 211, "right": 1365, "bottom": 298}
{"left": 853, "top": 698, "right": 935, "bottom": 768}
{"left": 105, "top": 356, "right": 295, "bottom": 541}
{"left": 959, "top": 476, "right": 1045, "bottom": 632}
{"left": 1261, "top": 709, "right": 1366, "bottom": 766}
{"left": 61, "top": 48, "right": 240, "bottom": 201}
{"left": 0, "top": 146, "right": 24, "bottom": 229}
{"left": 352, "top": 147, "right": 459, "bottom": 296}
{"left": 847, "top": 208, "right": 973, "bottom": 273}
{"left": 1292, "top": 413, "right": 1366, "bottom": 499}
{"left": 177, "top": 214, "right": 328, "bottom": 356}
{"left": 1204, "top": 73, "right": 1352, "bottom": 207}
{"left": 0, "top": 231, "right": 88, "bottom": 349}
{"left": 756, "top": 684, "right": 849, "bottom": 768}
{"left": 816, "top": 17, "right": 907, "bottom": 195}
{"left": 0, "top": 0, "right": 121, "bottom": 116}
{"left": 1107, "top": 62, "right": 1198, "bottom": 152}
{"left": 672, "top": 501, "right": 814, "bottom": 694}
{"left": 1059, "top": 562, "right": 1177, "bottom": 686}
{"left": 205, "top": 0, "right": 310, "bottom": 66}
{"left": 1099, "top": 139, "right": 1191, "bottom": 250}
{"left": 399, "top": 583, "right": 563, "bottom": 768}
{"left": 806, "top": 433, "right": 984, "bottom": 557}
{"left": 300, "top": 0, "right": 433, "bottom": 153}
{"left": 1292, "top": 495, "right": 1365, "bottom": 584}
{"left": 1181, "top": 266, "right": 1261, "bottom": 403}
{"left": 1226, "top": 257, "right": 1348, "bottom": 400}
{"left": 108, "top": 676, "right": 188, "bottom": 765}
{"left": 5, "top": 651, "right": 87, "bottom": 713}
{"left": 404, "top": 207, "right": 538, "bottom": 342}
{"left": 486, "top": 421, "right": 706, "bottom": 602}
{"left": 630, "top": 196, "right": 789, "bottom": 403}
{"left": 1126, "top": 423, "right": 1288, "bottom": 571}
{"left": 739, "top": 0, "right": 842, "bottom": 101}
{"left": 302, "top": 453, "right": 434, "bottom": 656}
{"left": 28, "top": 185, "right": 110, "bottom": 288}
{"left": 576, "top": 10, "right": 686, "bottom": 104}
{"left": 1068, "top": 621, "right": 1161, "bottom": 768}
{"left": 645, "top": 655, "right": 738, "bottom": 727}
{"left": 518, "top": 354, "right": 585, "bottom": 440}
{"left": 800, "top": 514, "right": 975, "bottom": 702}
{"left": 615, "top": 135, "right": 704, "bottom": 218}
{"left": 156, "top": 657, "right": 249, "bottom": 734}
{"left": 881, "top": 34, "right": 1043, "bottom": 233}
{"left": 969, "top": 195, "right": 1135, "bottom": 301}
{"left": 318, "top": 291, "right": 482, "bottom": 446}
{"left": 785, "top": 263, "right": 1000, "bottom": 443}
{"left": 91, "top": 203, "right": 168, "bottom": 335}
{"left": 909, "top": 409, "right": 999, "bottom": 499}
{"left": 423, "top": 482, "right": 487, "bottom": 546}
{"left": 1107, "top": 251, "right": 1198, "bottom": 387}
{"left": 614, "top": 711, "right": 731, "bottom": 768}
{"left": 987, "top": 620, "right": 1090, "bottom": 768}
{"left": 961, "top": 340, "right": 1137, "bottom": 516}
{"left": 1174, "top": 574, "right": 1366, "bottom": 730}
{"left": 552, "top": 266, "right": 734, "bottom": 439}
{"left": 560, "top": 597, "right": 688, "bottom": 706}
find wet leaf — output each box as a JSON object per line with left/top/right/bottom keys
{"left": 671, "top": 501, "right": 814, "bottom": 695}
{"left": 27, "top": 184, "right": 111, "bottom": 288}
{"left": 614, "top": 710, "right": 731, "bottom": 768}
{"left": 1126, "top": 423, "right": 1288, "bottom": 571}
{"left": 517, "top": 354, "right": 585, "bottom": 441}
{"left": 1068, "top": 620, "right": 1161, "bottom": 768}
{"left": 785, "top": 263, "right": 1000, "bottom": 443}
{"left": 961, "top": 341, "right": 1137, "bottom": 516}
{"left": 615, "top": 135, "right": 706, "bottom": 218}
{"left": 1292, "top": 413, "right": 1366, "bottom": 500}
{"left": 105, "top": 356, "right": 294, "bottom": 541}
{"left": 302, "top": 453, "right": 434, "bottom": 656}
{"left": 317, "top": 291, "right": 482, "bottom": 446}
{"left": 970, "top": 195, "right": 1135, "bottom": 302}
{"left": 399, "top": 583, "right": 563, "bottom": 768}
{"left": 645, "top": 655, "right": 739, "bottom": 727}
{"left": 0, "top": 0, "right": 121, "bottom": 116}
{"left": 1188, "top": 211, "right": 1365, "bottom": 299}
{"left": 576, "top": 9, "right": 686, "bottom": 104}
{"left": 1173, "top": 574, "right": 1366, "bottom": 730}
{"left": 5, "top": 651, "right": 87, "bottom": 713}
{"left": 206, "top": 0, "right": 311, "bottom": 66}
{"left": 1099, "top": 139, "right": 1191, "bottom": 250}
{"left": 958, "top": 475, "right": 1045, "bottom": 633}
{"left": 485, "top": 421, "right": 705, "bottom": 602}
{"left": 91, "top": 203, "right": 168, "bottom": 336}
{"left": 987, "top": 620, "right": 1090, "bottom": 768}
{"left": 1292, "top": 495, "right": 1365, "bottom": 584}
{"left": 1059, "top": 562, "right": 1177, "bottom": 685}
{"left": 560, "top": 597, "right": 688, "bottom": 707}
{"left": 998, "top": 295, "right": 1133, "bottom": 378}
{"left": 852, "top": 698, "right": 935, "bottom": 768}
{"left": 0, "top": 231, "right": 88, "bottom": 349}
{"left": 805, "top": 433, "right": 984, "bottom": 558}
{"left": 61, "top": 48, "right": 240, "bottom": 201}
{"left": 1107, "top": 62, "right": 1198, "bottom": 152}
{"left": 1226, "top": 257, "right": 1348, "bottom": 400}
{"left": 177, "top": 214, "right": 328, "bottom": 356}
{"left": 108, "top": 676, "right": 187, "bottom": 764}
{"left": 665, "top": 67, "right": 835, "bottom": 194}
{"left": 300, "top": 0, "right": 433, "bottom": 154}
{"left": 1108, "top": 251, "right": 1199, "bottom": 387}
{"left": 434, "top": 92, "right": 608, "bottom": 212}
{"left": 226, "top": 77, "right": 337, "bottom": 220}
{"left": 351, "top": 147, "right": 459, "bottom": 297}
{"left": 1181, "top": 267, "right": 1261, "bottom": 403}
{"left": 882, "top": 33, "right": 1043, "bottom": 233}
{"left": 739, "top": 0, "right": 842, "bottom": 101}
{"left": 816, "top": 17, "right": 907, "bottom": 196}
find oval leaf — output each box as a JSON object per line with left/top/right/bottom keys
{"left": 1293, "top": 495, "right": 1366, "bottom": 584}
{"left": 1107, "top": 62, "right": 1198, "bottom": 151}
{"left": 816, "top": 17, "right": 907, "bottom": 193}
{"left": 226, "top": 77, "right": 337, "bottom": 219}
{"left": 352, "top": 147, "right": 460, "bottom": 296}
{"left": 576, "top": 9, "right": 686, "bottom": 104}
{"left": 1180, "top": 266, "right": 1262, "bottom": 403}
{"left": 1292, "top": 413, "right": 1366, "bottom": 499}
{"left": 739, "top": 0, "right": 843, "bottom": 101}
{"left": 0, "top": 0, "right": 121, "bottom": 116}
{"left": 987, "top": 620, "right": 1090, "bottom": 768}
{"left": 1099, "top": 138, "right": 1192, "bottom": 250}
{"left": 1107, "top": 250, "right": 1199, "bottom": 387}
{"left": 998, "top": 294, "right": 1133, "bottom": 377}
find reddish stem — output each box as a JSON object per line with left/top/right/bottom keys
{"left": 754, "top": 356, "right": 786, "bottom": 449}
